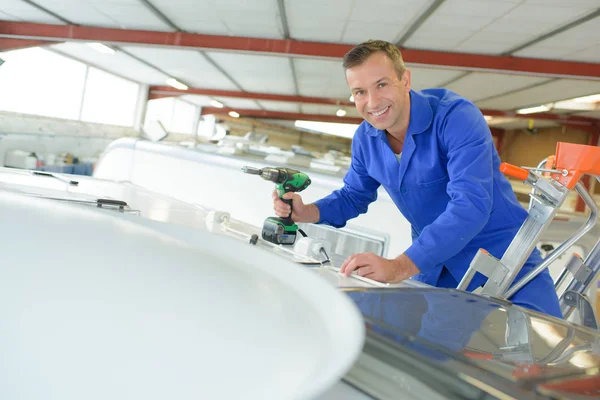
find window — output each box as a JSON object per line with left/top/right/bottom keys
{"left": 80, "top": 68, "right": 139, "bottom": 126}
{"left": 0, "top": 48, "right": 87, "bottom": 120}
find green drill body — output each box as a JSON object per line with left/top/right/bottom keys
{"left": 241, "top": 166, "right": 311, "bottom": 245}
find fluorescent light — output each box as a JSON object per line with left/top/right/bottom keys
{"left": 483, "top": 115, "right": 493, "bottom": 121}
{"left": 553, "top": 93, "right": 600, "bottom": 111}
{"left": 336, "top": 109, "right": 347, "bottom": 117}
{"left": 516, "top": 104, "right": 551, "bottom": 115}
{"left": 228, "top": 111, "right": 240, "bottom": 118}
{"left": 87, "top": 42, "right": 116, "bottom": 55}
{"left": 165, "top": 78, "right": 188, "bottom": 91}
{"left": 570, "top": 93, "right": 600, "bottom": 103}
{"left": 295, "top": 120, "right": 359, "bottom": 139}
{"left": 210, "top": 99, "right": 224, "bottom": 108}
{"left": 349, "top": 95, "right": 354, "bottom": 102}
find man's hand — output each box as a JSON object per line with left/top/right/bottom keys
{"left": 272, "top": 190, "right": 320, "bottom": 223}
{"left": 339, "top": 253, "right": 420, "bottom": 283}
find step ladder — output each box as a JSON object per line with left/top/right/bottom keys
{"left": 457, "top": 142, "right": 600, "bottom": 329}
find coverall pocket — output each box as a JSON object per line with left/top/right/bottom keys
{"left": 416, "top": 174, "right": 449, "bottom": 188}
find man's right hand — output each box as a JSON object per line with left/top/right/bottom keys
{"left": 272, "top": 190, "right": 320, "bottom": 223}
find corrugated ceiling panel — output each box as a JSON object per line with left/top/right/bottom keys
{"left": 475, "top": 79, "right": 600, "bottom": 110}
{"left": 255, "top": 100, "right": 300, "bottom": 113}
{"left": 435, "top": 0, "right": 520, "bottom": 18}
{"left": 286, "top": 0, "right": 354, "bottom": 42}
{"left": 341, "top": 23, "right": 406, "bottom": 45}
{"left": 203, "top": 52, "right": 295, "bottom": 95}
{"left": 525, "top": 0, "right": 600, "bottom": 6}
{"left": 50, "top": 43, "right": 168, "bottom": 84}
{"left": 295, "top": 59, "right": 349, "bottom": 98}
{"left": 342, "top": 0, "right": 427, "bottom": 43}
{"left": 408, "top": 67, "right": 465, "bottom": 91}
{"left": 149, "top": 0, "right": 282, "bottom": 38}
{"left": 405, "top": 29, "right": 478, "bottom": 52}
{"left": 0, "top": 0, "right": 63, "bottom": 23}
{"left": 567, "top": 44, "right": 600, "bottom": 64}
{"left": 446, "top": 73, "right": 551, "bottom": 103}
{"left": 406, "top": 0, "right": 597, "bottom": 55}
{"left": 405, "top": 11, "right": 494, "bottom": 51}
{"left": 30, "top": 0, "right": 172, "bottom": 30}
{"left": 122, "top": 46, "right": 239, "bottom": 90}
{"left": 513, "top": 17, "right": 600, "bottom": 62}
{"left": 455, "top": 41, "right": 515, "bottom": 54}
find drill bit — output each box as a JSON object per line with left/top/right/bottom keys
{"left": 241, "top": 166, "right": 262, "bottom": 175}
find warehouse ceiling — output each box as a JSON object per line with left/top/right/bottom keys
{"left": 0, "top": 0, "right": 599, "bottom": 131}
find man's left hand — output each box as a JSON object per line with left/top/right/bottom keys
{"left": 339, "top": 253, "right": 420, "bottom": 283}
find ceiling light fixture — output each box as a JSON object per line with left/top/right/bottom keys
{"left": 228, "top": 111, "right": 240, "bottom": 118}
{"left": 87, "top": 42, "right": 116, "bottom": 55}
{"left": 516, "top": 104, "right": 551, "bottom": 115}
{"left": 570, "top": 93, "right": 600, "bottom": 103}
{"left": 349, "top": 95, "right": 354, "bottom": 102}
{"left": 210, "top": 100, "right": 224, "bottom": 108}
{"left": 165, "top": 78, "right": 188, "bottom": 91}
{"left": 483, "top": 115, "right": 493, "bottom": 122}
{"left": 336, "top": 109, "right": 347, "bottom": 117}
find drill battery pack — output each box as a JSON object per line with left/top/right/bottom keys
{"left": 262, "top": 217, "right": 297, "bottom": 245}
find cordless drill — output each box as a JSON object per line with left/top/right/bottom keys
{"left": 242, "top": 166, "right": 311, "bottom": 245}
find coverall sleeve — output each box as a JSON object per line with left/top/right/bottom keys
{"left": 314, "top": 138, "right": 381, "bottom": 228}
{"left": 404, "top": 102, "right": 494, "bottom": 273}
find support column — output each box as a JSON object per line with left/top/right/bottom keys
{"left": 133, "top": 84, "right": 150, "bottom": 133}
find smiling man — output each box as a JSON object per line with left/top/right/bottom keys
{"left": 272, "top": 40, "right": 562, "bottom": 318}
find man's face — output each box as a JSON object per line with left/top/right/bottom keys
{"left": 346, "top": 52, "right": 411, "bottom": 133}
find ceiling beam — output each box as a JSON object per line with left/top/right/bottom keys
{"left": 151, "top": 85, "right": 600, "bottom": 126}
{"left": 395, "top": 0, "right": 446, "bottom": 46}
{"left": 1, "top": 21, "right": 599, "bottom": 79}
{"left": 0, "top": 37, "right": 58, "bottom": 51}
{"left": 201, "top": 107, "right": 600, "bottom": 127}
{"left": 201, "top": 107, "right": 364, "bottom": 124}
{"left": 480, "top": 109, "right": 600, "bottom": 127}
{"left": 149, "top": 86, "right": 354, "bottom": 106}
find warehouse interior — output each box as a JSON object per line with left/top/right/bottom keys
{"left": 1, "top": 0, "right": 600, "bottom": 399}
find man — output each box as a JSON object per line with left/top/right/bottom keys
{"left": 272, "top": 40, "right": 562, "bottom": 318}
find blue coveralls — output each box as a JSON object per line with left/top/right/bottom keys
{"left": 314, "top": 89, "right": 562, "bottom": 318}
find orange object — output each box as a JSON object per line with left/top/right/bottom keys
{"left": 544, "top": 155, "right": 556, "bottom": 177}
{"left": 553, "top": 142, "right": 600, "bottom": 189}
{"left": 500, "top": 162, "right": 530, "bottom": 181}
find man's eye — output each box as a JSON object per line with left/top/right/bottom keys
{"left": 378, "top": 83, "right": 387, "bottom": 88}
{"left": 355, "top": 91, "right": 365, "bottom": 96}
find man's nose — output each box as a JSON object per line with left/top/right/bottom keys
{"left": 367, "top": 90, "right": 381, "bottom": 108}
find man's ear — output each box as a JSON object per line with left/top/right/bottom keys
{"left": 401, "top": 69, "right": 411, "bottom": 90}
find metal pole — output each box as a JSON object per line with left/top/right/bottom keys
{"left": 505, "top": 182, "right": 598, "bottom": 299}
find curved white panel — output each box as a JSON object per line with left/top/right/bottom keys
{"left": 0, "top": 191, "right": 364, "bottom": 399}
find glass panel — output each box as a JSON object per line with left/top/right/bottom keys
{"left": 0, "top": 48, "right": 86, "bottom": 120}
{"left": 80, "top": 68, "right": 139, "bottom": 127}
